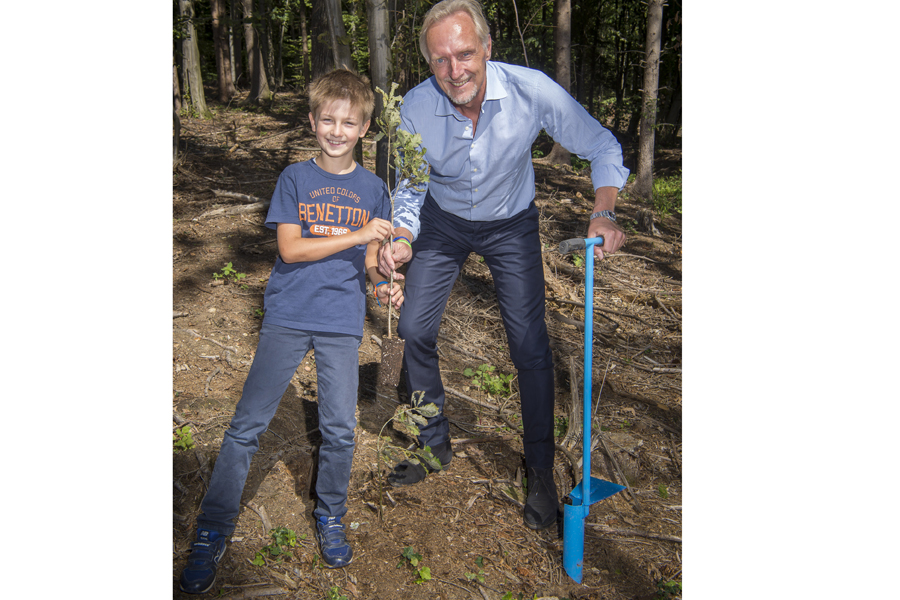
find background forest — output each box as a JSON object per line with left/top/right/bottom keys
{"left": 174, "top": 0, "right": 682, "bottom": 193}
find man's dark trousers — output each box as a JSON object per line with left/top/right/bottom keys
{"left": 397, "top": 195, "right": 556, "bottom": 470}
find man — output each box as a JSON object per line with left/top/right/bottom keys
{"left": 378, "top": 0, "right": 629, "bottom": 530}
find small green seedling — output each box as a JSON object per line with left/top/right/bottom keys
{"left": 463, "top": 364, "right": 515, "bottom": 397}
{"left": 326, "top": 587, "right": 349, "bottom": 600}
{"left": 212, "top": 262, "right": 247, "bottom": 283}
{"left": 658, "top": 484, "right": 669, "bottom": 499}
{"left": 173, "top": 425, "right": 195, "bottom": 452}
{"left": 465, "top": 556, "right": 486, "bottom": 583}
{"left": 397, "top": 546, "right": 431, "bottom": 584}
{"left": 656, "top": 579, "right": 682, "bottom": 598}
{"left": 252, "top": 526, "right": 299, "bottom": 565}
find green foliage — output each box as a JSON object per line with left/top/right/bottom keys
{"left": 572, "top": 156, "right": 591, "bottom": 172}
{"left": 465, "top": 556, "right": 486, "bottom": 583}
{"left": 375, "top": 391, "right": 441, "bottom": 518}
{"left": 397, "top": 546, "right": 431, "bottom": 584}
{"left": 326, "top": 587, "right": 349, "bottom": 600}
{"left": 463, "top": 364, "right": 514, "bottom": 397}
{"left": 656, "top": 579, "right": 682, "bottom": 598}
{"left": 650, "top": 172, "right": 683, "bottom": 218}
{"left": 374, "top": 83, "right": 430, "bottom": 193}
{"left": 173, "top": 425, "right": 195, "bottom": 453}
{"left": 531, "top": 148, "right": 544, "bottom": 159}
{"left": 554, "top": 416, "right": 568, "bottom": 438}
{"left": 252, "top": 526, "right": 300, "bottom": 565}
{"left": 212, "top": 262, "right": 247, "bottom": 284}
{"left": 657, "top": 484, "right": 669, "bottom": 499}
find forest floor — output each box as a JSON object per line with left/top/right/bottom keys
{"left": 172, "top": 89, "right": 682, "bottom": 600}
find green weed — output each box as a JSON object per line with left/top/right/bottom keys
{"left": 397, "top": 546, "right": 431, "bottom": 584}
{"left": 650, "top": 172, "right": 682, "bottom": 218}
{"left": 252, "top": 526, "right": 301, "bottom": 565}
{"left": 212, "top": 261, "right": 247, "bottom": 284}
{"left": 465, "top": 556, "right": 486, "bottom": 583}
{"left": 325, "top": 587, "right": 349, "bottom": 600}
{"left": 376, "top": 392, "right": 441, "bottom": 520}
{"left": 173, "top": 425, "right": 195, "bottom": 453}
{"left": 656, "top": 579, "right": 682, "bottom": 598}
{"left": 463, "top": 364, "right": 514, "bottom": 397}
{"left": 554, "top": 416, "right": 569, "bottom": 438}
{"left": 658, "top": 484, "right": 669, "bottom": 499}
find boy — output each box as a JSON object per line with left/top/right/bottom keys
{"left": 179, "top": 69, "right": 403, "bottom": 594}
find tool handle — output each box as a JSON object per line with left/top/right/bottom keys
{"left": 559, "top": 236, "right": 604, "bottom": 254}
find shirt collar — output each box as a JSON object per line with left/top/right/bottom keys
{"left": 432, "top": 61, "right": 508, "bottom": 118}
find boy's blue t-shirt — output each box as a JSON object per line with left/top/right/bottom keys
{"left": 263, "top": 159, "right": 391, "bottom": 336}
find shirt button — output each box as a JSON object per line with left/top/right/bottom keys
{"left": 474, "top": 188, "right": 479, "bottom": 192}
{"left": 473, "top": 168, "right": 478, "bottom": 172}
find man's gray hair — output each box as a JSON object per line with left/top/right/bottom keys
{"left": 419, "top": 0, "right": 491, "bottom": 63}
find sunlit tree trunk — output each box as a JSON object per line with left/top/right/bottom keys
{"left": 298, "top": 0, "right": 311, "bottom": 87}
{"left": 633, "top": 0, "right": 663, "bottom": 199}
{"left": 546, "top": 0, "right": 572, "bottom": 166}
{"left": 242, "top": 0, "right": 272, "bottom": 102}
{"left": 179, "top": 0, "right": 212, "bottom": 117}
{"left": 324, "top": 0, "right": 353, "bottom": 70}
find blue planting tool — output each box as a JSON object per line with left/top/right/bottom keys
{"left": 558, "top": 236, "right": 626, "bottom": 584}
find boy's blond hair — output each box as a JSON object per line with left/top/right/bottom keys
{"left": 308, "top": 69, "right": 375, "bottom": 123}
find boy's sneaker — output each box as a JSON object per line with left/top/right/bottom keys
{"left": 179, "top": 529, "right": 228, "bottom": 594}
{"left": 315, "top": 516, "right": 353, "bottom": 568}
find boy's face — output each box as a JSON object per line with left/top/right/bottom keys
{"left": 308, "top": 99, "right": 370, "bottom": 162}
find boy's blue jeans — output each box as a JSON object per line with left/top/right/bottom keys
{"left": 196, "top": 322, "right": 360, "bottom": 536}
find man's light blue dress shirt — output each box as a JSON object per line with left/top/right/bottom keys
{"left": 393, "top": 61, "right": 630, "bottom": 240}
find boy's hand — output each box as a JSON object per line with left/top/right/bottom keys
{"left": 375, "top": 280, "right": 404, "bottom": 310}
{"left": 357, "top": 218, "right": 394, "bottom": 246}
{"left": 377, "top": 227, "right": 413, "bottom": 279}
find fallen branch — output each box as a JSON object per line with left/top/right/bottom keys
{"left": 245, "top": 501, "right": 273, "bottom": 534}
{"left": 451, "top": 435, "right": 516, "bottom": 445}
{"left": 444, "top": 386, "right": 502, "bottom": 412}
{"left": 224, "top": 586, "right": 289, "bottom": 599}
{"left": 193, "top": 200, "right": 269, "bottom": 220}
{"left": 211, "top": 189, "right": 264, "bottom": 203}
{"left": 178, "top": 328, "right": 239, "bottom": 353}
{"left": 586, "top": 523, "right": 681, "bottom": 543}
{"left": 548, "top": 296, "right": 651, "bottom": 327}
{"left": 596, "top": 432, "right": 642, "bottom": 513}
{"left": 204, "top": 366, "right": 221, "bottom": 397}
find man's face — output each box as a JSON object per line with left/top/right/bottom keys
{"left": 426, "top": 11, "right": 491, "bottom": 109}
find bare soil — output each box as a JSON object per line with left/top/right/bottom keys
{"left": 173, "top": 90, "right": 682, "bottom": 600}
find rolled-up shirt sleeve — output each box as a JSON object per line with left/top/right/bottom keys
{"left": 535, "top": 71, "right": 630, "bottom": 191}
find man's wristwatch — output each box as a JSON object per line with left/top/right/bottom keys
{"left": 590, "top": 210, "right": 617, "bottom": 223}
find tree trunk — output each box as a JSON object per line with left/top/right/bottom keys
{"left": 546, "top": 0, "right": 572, "bottom": 166}
{"left": 311, "top": 0, "right": 332, "bottom": 79}
{"left": 367, "top": 0, "right": 391, "bottom": 185}
{"left": 178, "top": 0, "right": 212, "bottom": 118}
{"left": 230, "top": 0, "right": 243, "bottom": 85}
{"left": 242, "top": 0, "right": 272, "bottom": 103}
{"left": 298, "top": 0, "right": 311, "bottom": 87}
{"left": 661, "top": 69, "right": 681, "bottom": 145}
{"left": 173, "top": 60, "right": 182, "bottom": 113}
{"left": 258, "top": 0, "right": 275, "bottom": 88}
{"left": 324, "top": 0, "right": 353, "bottom": 70}
{"left": 633, "top": 0, "right": 664, "bottom": 200}
{"left": 211, "top": 0, "right": 238, "bottom": 102}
